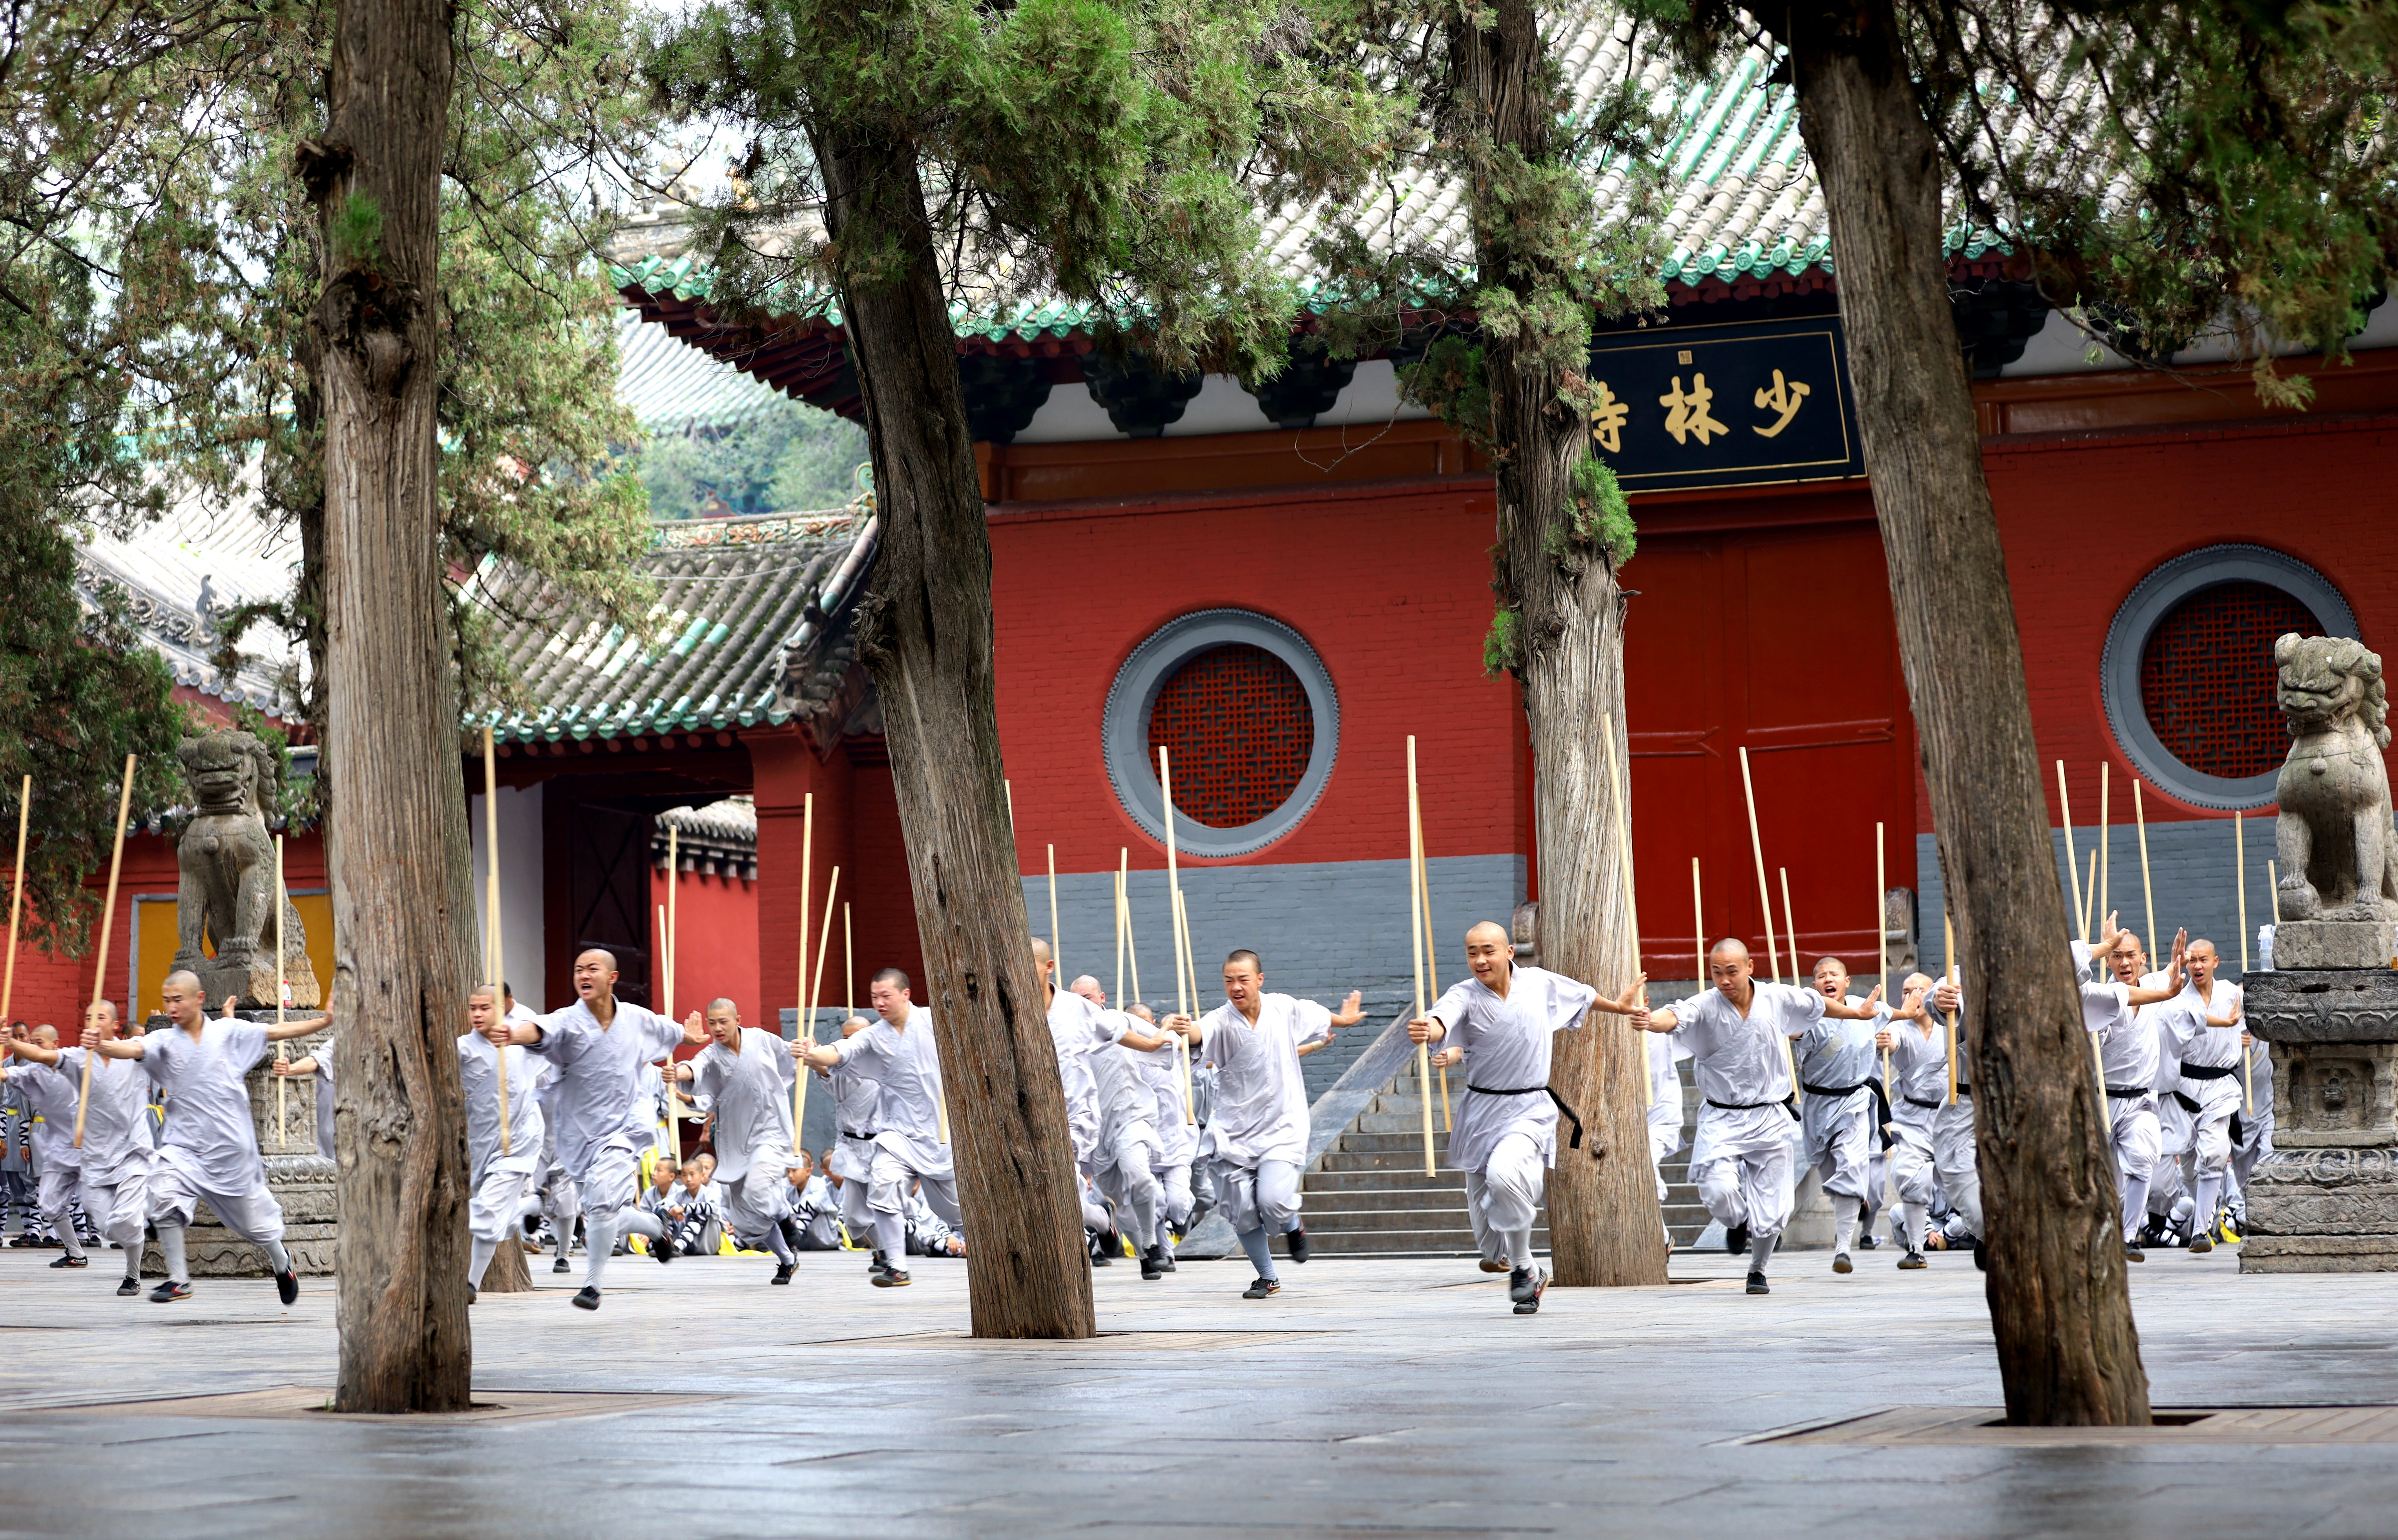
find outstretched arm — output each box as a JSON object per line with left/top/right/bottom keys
{"left": 0, "top": 1037, "right": 61, "bottom": 1068}
{"left": 1584, "top": 975, "right": 1648, "bottom": 1017}
{"left": 274, "top": 1055, "right": 320, "bottom": 1078}
{"left": 1627, "top": 1004, "right": 1681, "bottom": 1035}
{"left": 263, "top": 1014, "right": 331, "bottom": 1044}
{"left": 1818, "top": 983, "right": 1887, "bottom": 1023}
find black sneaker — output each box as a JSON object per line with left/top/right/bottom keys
{"left": 1088, "top": 1230, "right": 1113, "bottom": 1267}
{"left": 1725, "top": 1221, "right": 1749, "bottom": 1256}
{"left": 1897, "top": 1250, "right": 1927, "bottom": 1270}
{"left": 2188, "top": 1233, "right": 2214, "bottom": 1256}
{"left": 1509, "top": 1266, "right": 1547, "bottom": 1314}
{"left": 653, "top": 1232, "right": 676, "bottom": 1264}
{"left": 553, "top": 1256, "right": 571, "bottom": 1273}
{"left": 467, "top": 1283, "right": 478, "bottom": 1305}
{"left": 1856, "top": 1232, "right": 1882, "bottom": 1251}
{"left": 1745, "top": 1270, "right": 1770, "bottom": 1295}
{"left": 572, "top": 1285, "right": 602, "bottom": 1310}
{"left": 869, "top": 1250, "right": 892, "bottom": 1279}
{"left": 116, "top": 1276, "right": 141, "bottom": 1296}
{"left": 49, "top": 1255, "right": 88, "bottom": 1269}
{"left": 874, "top": 1267, "right": 911, "bottom": 1288}
{"left": 276, "top": 1268, "right": 299, "bottom": 1305}
{"left": 2124, "top": 1244, "right": 2146, "bottom": 1263}
{"left": 1973, "top": 1237, "right": 1989, "bottom": 1272}
{"left": 149, "top": 1280, "right": 193, "bottom": 1304}
{"left": 1830, "top": 1252, "right": 1852, "bottom": 1275}
{"left": 1140, "top": 1245, "right": 1164, "bottom": 1281}
{"left": 1241, "top": 1276, "right": 1281, "bottom": 1299}
{"left": 1287, "top": 1226, "right": 1310, "bottom": 1264}
{"left": 771, "top": 1261, "right": 796, "bottom": 1285}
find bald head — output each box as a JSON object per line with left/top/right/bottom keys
{"left": 1069, "top": 975, "right": 1105, "bottom": 1006}
{"left": 1705, "top": 939, "right": 1755, "bottom": 994}
{"left": 160, "top": 971, "right": 206, "bottom": 1024}
{"left": 1464, "top": 921, "right": 1516, "bottom": 987}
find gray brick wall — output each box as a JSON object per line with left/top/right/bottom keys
{"left": 1915, "top": 821, "right": 2272, "bottom": 983}
{"left": 1024, "top": 854, "right": 1526, "bottom": 1100}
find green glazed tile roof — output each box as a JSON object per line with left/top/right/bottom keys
{"left": 467, "top": 513, "right": 865, "bottom": 745}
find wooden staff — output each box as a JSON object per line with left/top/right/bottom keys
{"left": 1734, "top": 747, "right": 1798, "bottom": 1104}
{"left": 1122, "top": 851, "right": 1144, "bottom": 1009}
{"left": 1405, "top": 736, "right": 1436, "bottom": 1176}
{"left": 2056, "top": 760, "right": 2084, "bottom": 940}
{"left": 1943, "top": 909, "right": 1959, "bottom": 1106}
{"left": 484, "top": 725, "right": 509, "bottom": 1155}
{"left": 1778, "top": 867, "right": 1799, "bottom": 988}
{"left": 1736, "top": 746, "right": 1782, "bottom": 985}
{"left": 1599, "top": 711, "right": 1650, "bottom": 1110}
{"left": 792, "top": 792, "right": 813, "bottom": 1134}
{"left": 2133, "top": 778, "right": 2156, "bottom": 955}
{"left": 1691, "top": 857, "right": 1704, "bottom": 986}
{"left": 274, "top": 834, "right": 289, "bottom": 1152}
{"left": 74, "top": 754, "right": 136, "bottom": 1149}
{"left": 1048, "top": 843, "right": 1062, "bottom": 983}
{"left": 1875, "top": 822, "right": 1890, "bottom": 1104}
{"left": 2237, "top": 813, "right": 2252, "bottom": 1116}
{"left": 0, "top": 776, "right": 26, "bottom": 1026}
{"left": 2082, "top": 857, "right": 2106, "bottom": 1123}
{"left": 1004, "top": 778, "right": 1016, "bottom": 837}
{"left": 808, "top": 867, "right": 840, "bottom": 1066}
{"left": 1113, "top": 850, "right": 1127, "bottom": 1007}
{"left": 2267, "top": 858, "right": 2279, "bottom": 930}
{"left": 2097, "top": 762, "right": 2110, "bottom": 930}
{"left": 654, "top": 902, "right": 674, "bottom": 1153}
{"left": 665, "top": 824, "right": 680, "bottom": 1020}
{"left": 1411, "top": 767, "right": 1452, "bottom": 1132}
{"left": 1157, "top": 746, "right": 1195, "bottom": 1123}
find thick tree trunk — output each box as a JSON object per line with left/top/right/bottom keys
{"left": 480, "top": 1228, "right": 533, "bottom": 1292}
{"left": 814, "top": 128, "right": 1094, "bottom": 1339}
{"left": 1786, "top": 0, "right": 2150, "bottom": 1423}
{"left": 1452, "top": 0, "right": 1665, "bottom": 1288}
{"left": 305, "top": 0, "right": 475, "bottom": 1411}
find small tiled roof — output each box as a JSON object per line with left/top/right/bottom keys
{"left": 471, "top": 512, "right": 872, "bottom": 745}
{"left": 614, "top": 307, "right": 790, "bottom": 432}
{"left": 74, "top": 483, "right": 301, "bottom": 713}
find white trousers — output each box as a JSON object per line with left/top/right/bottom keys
{"left": 79, "top": 1154, "right": 153, "bottom": 1258}
{"left": 1691, "top": 1142, "right": 1794, "bottom": 1241}
{"left": 1931, "top": 1099, "right": 1982, "bottom": 1237}
{"left": 1215, "top": 1157, "right": 1303, "bottom": 1236}
{"left": 1802, "top": 1091, "right": 1874, "bottom": 1201}
{"left": 147, "top": 1160, "right": 286, "bottom": 1247}
{"left": 2107, "top": 1094, "right": 2160, "bottom": 1184}
{"left": 470, "top": 1162, "right": 538, "bottom": 1243}
{"left": 1464, "top": 1131, "right": 1544, "bottom": 1270}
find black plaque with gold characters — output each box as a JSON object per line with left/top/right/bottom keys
{"left": 1584, "top": 316, "right": 1864, "bottom": 493}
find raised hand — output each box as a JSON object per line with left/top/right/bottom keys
{"left": 221, "top": 994, "right": 241, "bottom": 1017}
{"left": 1330, "top": 990, "right": 1365, "bottom": 1027}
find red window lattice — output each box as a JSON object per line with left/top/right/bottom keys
{"left": 2140, "top": 580, "right": 2315, "bottom": 779}
{"left": 1147, "top": 644, "right": 1314, "bottom": 828}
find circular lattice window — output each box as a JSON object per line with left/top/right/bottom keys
{"left": 1105, "top": 612, "right": 1338, "bottom": 856}
{"left": 2102, "top": 546, "right": 2358, "bottom": 809}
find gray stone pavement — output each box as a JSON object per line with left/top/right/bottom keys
{"left": 1, "top": 1242, "right": 2394, "bottom": 1539}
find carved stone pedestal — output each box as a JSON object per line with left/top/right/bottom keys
{"left": 136, "top": 1013, "right": 338, "bottom": 1278}
{"left": 2241, "top": 967, "right": 2398, "bottom": 1273}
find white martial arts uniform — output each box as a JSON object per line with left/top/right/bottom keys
{"left": 1133, "top": 1036, "right": 1199, "bottom": 1246}
{"left": 824, "top": 1055, "right": 882, "bottom": 1248}
{"left": 309, "top": 1038, "right": 336, "bottom": 1160}
{"left": 140, "top": 1019, "right": 291, "bottom": 1280}
{"left": 1048, "top": 988, "right": 1137, "bottom": 1233}
{"left": 47, "top": 1047, "right": 154, "bottom": 1278}
{"left": 2145, "top": 973, "right": 2191, "bottom": 1228}
{"left": 4, "top": 1062, "right": 86, "bottom": 1261}
{"left": 1089, "top": 1024, "right": 1167, "bottom": 1258}
{"left": 1195, "top": 993, "right": 1331, "bottom": 1279}
{"left": 2077, "top": 943, "right": 2160, "bottom": 1242}
{"left": 2164, "top": 979, "right": 2245, "bottom": 1235}
{"left": 2228, "top": 1035, "right": 2274, "bottom": 1216}
{"left": 1426, "top": 965, "right": 1596, "bottom": 1274}
{"left": 1795, "top": 994, "right": 1891, "bottom": 1255}
{"left": 458, "top": 1031, "right": 546, "bottom": 1288}
{"left": 686, "top": 1027, "right": 802, "bottom": 1263}
{"left": 521, "top": 995, "right": 685, "bottom": 1292}
{"left": 788, "top": 1173, "right": 843, "bottom": 1248}
{"left": 827, "top": 1008, "right": 958, "bottom": 1265}
{"left": 1670, "top": 982, "right": 1821, "bottom": 1263}
{"left": 1885, "top": 994, "right": 1981, "bottom": 1252}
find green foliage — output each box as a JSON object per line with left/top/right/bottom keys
{"left": 645, "top": 0, "right": 1405, "bottom": 382}
{"left": 330, "top": 193, "right": 384, "bottom": 271}
{"left": 1665, "top": 0, "right": 2398, "bottom": 401}
{"left": 635, "top": 398, "right": 869, "bottom": 518}
{"left": 1482, "top": 605, "right": 1524, "bottom": 676}
{"left": 1567, "top": 455, "right": 1635, "bottom": 566}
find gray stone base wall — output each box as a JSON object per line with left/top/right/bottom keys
{"left": 2239, "top": 1147, "right": 2398, "bottom": 1274}
{"left": 139, "top": 1156, "right": 338, "bottom": 1278}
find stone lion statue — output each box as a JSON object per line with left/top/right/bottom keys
{"left": 2273, "top": 633, "right": 2398, "bottom": 924}
{"left": 172, "top": 728, "right": 321, "bottom": 1008}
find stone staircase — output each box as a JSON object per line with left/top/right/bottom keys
{"left": 1298, "top": 1062, "right": 1714, "bottom": 1258}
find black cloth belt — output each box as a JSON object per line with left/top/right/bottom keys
{"left": 1804, "top": 1079, "right": 1896, "bottom": 1152}
{"left": 1902, "top": 1086, "right": 1971, "bottom": 1109}
{"left": 2181, "top": 1063, "right": 2237, "bottom": 1081}
{"left": 841, "top": 1128, "right": 879, "bottom": 1141}
{"left": 2171, "top": 1089, "right": 2201, "bottom": 1115}
{"left": 1467, "top": 1083, "right": 1593, "bottom": 1154}
{"left": 1706, "top": 1095, "right": 1803, "bottom": 1122}
{"left": 2104, "top": 1086, "right": 2151, "bottom": 1098}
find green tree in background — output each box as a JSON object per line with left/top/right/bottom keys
{"left": 636, "top": 396, "right": 868, "bottom": 518}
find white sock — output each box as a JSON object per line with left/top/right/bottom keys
{"left": 56, "top": 1219, "right": 84, "bottom": 1260}
{"left": 159, "top": 1224, "right": 188, "bottom": 1283}
{"left": 1900, "top": 1201, "right": 1927, "bottom": 1253}
{"left": 584, "top": 1212, "right": 617, "bottom": 1290}
{"left": 1502, "top": 1227, "right": 1535, "bottom": 1271}
{"left": 2193, "top": 1176, "right": 2223, "bottom": 1232}
{"left": 1832, "top": 1194, "right": 1860, "bottom": 1254}
{"left": 876, "top": 1211, "right": 907, "bottom": 1263}
{"left": 1749, "top": 1230, "right": 1774, "bottom": 1273}
{"left": 469, "top": 1237, "right": 497, "bottom": 1288}
{"left": 263, "top": 1239, "right": 292, "bottom": 1275}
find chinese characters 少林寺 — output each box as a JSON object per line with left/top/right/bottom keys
{"left": 1659, "top": 374, "right": 1729, "bottom": 447}
{"left": 1588, "top": 382, "right": 1630, "bottom": 454}
{"left": 1751, "top": 368, "right": 1811, "bottom": 438}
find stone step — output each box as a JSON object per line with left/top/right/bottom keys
{"left": 1317, "top": 1150, "right": 1472, "bottom": 1174}
{"left": 1296, "top": 1184, "right": 1473, "bottom": 1211}
{"left": 1333, "top": 1130, "right": 1462, "bottom": 1155}
{"left": 1304, "top": 1227, "right": 1548, "bottom": 1254}
{"left": 1302, "top": 1206, "right": 1490, "bottom": 1233}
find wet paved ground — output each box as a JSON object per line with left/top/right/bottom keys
{"left": 1, "top": 1239, "right": 2393, "bottom": 1538}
